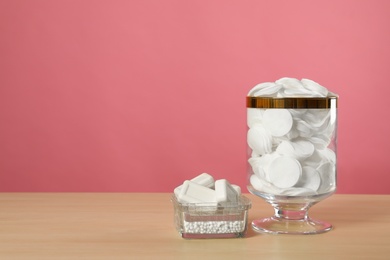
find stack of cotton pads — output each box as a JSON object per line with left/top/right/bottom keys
{"left": 248, "top": 77, "right": 331, "bottom": 97}
{"left": 247, "top": 77, "right": 337, "bottom": 196}
{"left": 174, "top": 173, "right": 241, "bottom": 205}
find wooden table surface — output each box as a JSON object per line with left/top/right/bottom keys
{"left": 0, "top": 193, "right": 389, "bottom": 259}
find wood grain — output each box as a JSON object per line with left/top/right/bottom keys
{"left": 0, "top": 193, "right": 389, "bottom": 259}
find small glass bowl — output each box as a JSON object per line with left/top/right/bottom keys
{"left": 171, "top": 195, "right": 252, "bottom": 239}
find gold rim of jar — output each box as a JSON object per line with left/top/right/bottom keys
{"left": 246, "top": 96, "right": 338, "bottom": 109}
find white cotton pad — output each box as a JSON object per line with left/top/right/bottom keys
{"left": 303, "top": 110, "right": 330, "bottom": 129}
{"left": 288, "top": 109, "right": 307, "bottom": 118}
{"left": 275, "top": 77, "right": 304, "bottom": 89}
{"left": 262, "top": 109, "right": 293, "bottom": 137}
{"left": 247, "top": 108, "right": 264, "bottom": 128}
{"left": 301, "top": 78, "right": 328, "bottom": 97}
{"left": 308, "top": 136, "right": 329, "bottom": 150}
{"left": 304, "top": 149, "right": 324, "bottom": 168}
{"left": 282, "top": 88, "right": 314, "bottom": 97}
{"left": 276, "top": 141, "right": 296, "bottom": 157}
{"left": 276, "top": 140, "right": 314, "bottom": 161}
{"left": 292, "top": 140, "right": 315, "bottom": 160}
{"left": 260, "top": 153, "right": 281, "bottom": 182}
{"left": 295, "top": 120, "right": 312, "bottom": 138}
{"left": 249, "top": 174, "right": 281, "bottom": 194}
{"left": 249, "top": 174, "right": 263, "bottom": 190}
{"left": 268, "top": 156, "right": 302, "bottom": 188}
{"left": 249, "top": 153, "right": 280, "bottom": 181}
{"left": 248, "top": 82, "right": 274, "bottom": 96}
{"left": 297, "top": 166, "right": 321, "bottom": 191}
{"left": 320, "top": 148, "right": 336, "bottom": 164}
{"left": 178, "top": 181, "right": 217, "bottom": 204}
{"left": 215, "top": 179, "right": 239, "bottom": 203}
{"left": 248, "top": 82, "right": 281, "bottom": 97}
{"left": 248, "top": 156, "right": 267, "bottom": 180}
{"left": 247, "top": 125, "right": 273, "bottom": 155}
{"left": 174, "top": 173, "right": 214, "bottom": 197}
{"left": 280, "top": 187, "right": 317, "bottom": 196}
{"left": 276, "top": 77, "right": 313, "bottom": 97}
{"left": 248, "top": 156, "right": 262, "bottom": 170}
{"left": 317, "top": 162, "right": 336, "bottom": 193}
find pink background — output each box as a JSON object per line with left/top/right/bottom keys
{"left": 1, "top": 0, "right": 389, "bottom": 193}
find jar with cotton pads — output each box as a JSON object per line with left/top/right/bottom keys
{"left": 247, "top": 77, "right": 338, "bottom": 234}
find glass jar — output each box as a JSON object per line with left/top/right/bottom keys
{"left": 247, "top": 96, "right": 338, "bottom": 234}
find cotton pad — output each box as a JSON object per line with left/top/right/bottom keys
{"left": 262, "top": 109, "right": 293, "bottom": 137}
{"left": 297, "top": 166, "right": 321, "bottom": 191}
{"left": 268, "top": 156, "right": 302, "bottom": 189}
{"left": 317, "top": 162, "right": 336, "bottom": 193}
{"left": 247, "top": 125, "right": 273, "bottom": 155}
{"left": 248, "top": 82, "right": 281, "bottom": 97}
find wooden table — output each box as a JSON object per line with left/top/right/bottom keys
{"left": 0, "top": 193, "right": 389, "bottom": 259}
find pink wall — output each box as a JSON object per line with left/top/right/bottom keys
{"left": 1, "top": 0, "right": 389, "bottom": 193}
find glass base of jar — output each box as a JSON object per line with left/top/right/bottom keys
{"left": 252, "top": 216, "right": 332, "bottom": 235}
{"left": 248, "top": 186, "right": 334, "bottom": 234}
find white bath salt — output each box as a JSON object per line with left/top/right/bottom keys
{"left": 183, "top": 220, "right": 245, "bottom": 234}
{"left": 247, "top": 125, "right": 273, "bottom": 155}
{"left": 268, "top": 156, "right": 302, "bottom": 188}
{"left": 262, "top": 109, "right": 293, "bottom": 137}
